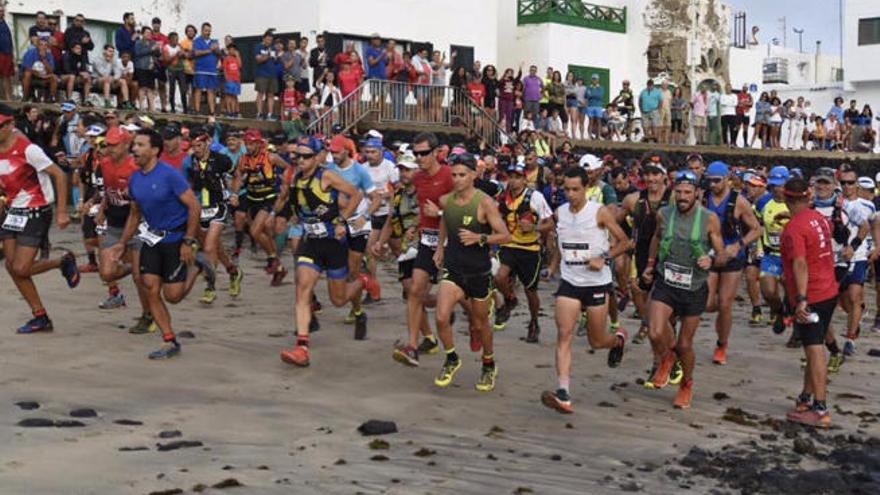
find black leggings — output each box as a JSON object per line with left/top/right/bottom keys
{"left": 168, "top": 70, "right": 188, "bottom": 112}
{"left": 721, "top": 115, "right": 739, "bottom": 145}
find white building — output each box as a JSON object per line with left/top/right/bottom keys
{"left": 844, "top": 0, "right": 880, "bottom": 109}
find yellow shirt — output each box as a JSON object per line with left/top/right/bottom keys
{"left": 758, "top": 198, "right": 789, "bottom": 254}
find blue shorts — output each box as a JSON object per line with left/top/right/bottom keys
{"left": 288, "top": 223, "right": 303, "bottom": 239}
{"left": 224, "top": 81, "right": 241, "bottom": 96}
{"left": 565, "top": 99, "right": 579, "bottom": 109}
{"left": 586, "top": 107, "right": 605, "bottom": 118}
{"left": 841, "top": 260, "right": 868, "bottom": 288}
{"left": 760, "top": 254, "right": 783, "bottom": 278}
{"left": 194, "top": 74, "right": 219, "bottom": 91}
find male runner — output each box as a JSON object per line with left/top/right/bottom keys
{"left": 643, "top": 170, "right": 727, "bottom": 409}
{"left": 393, "top": 132, "right": 454, "bottom": 367}
{"left": 432, "top": 152, "right": 511, "bottom": 392}
{"left": 702, "top": 161, "right": 761, "bottom": 365}
{"left": 493, "top": 161, "right": 553, "bottom": 342}
{"left": 835, "top": 166, "right": 872, "bottom": 356}
{"left": 185, "top": 129, "right": 243, "bottom": 303}
{"left": 541, "top": 167, "right": 631, "bottom": 414}
{"left": 756, "top": 166, "right": 791, "bottom": 336}
{"left": 108, "top": 129, "right": 207, "bottom": 359}
{"left": 0, "top": 104, "right": 79, "bottom": 333}
{"left": 76, "top": 123, "right": 106, "bottom": 273}
{"left": 362, "top": 136, "right": 399, "bottom": 280}
{"left": 279, "top": 139, "right": 373, "bottom": 366}
{"left": 744, "top": 172, "right": 770, "bottom": 325}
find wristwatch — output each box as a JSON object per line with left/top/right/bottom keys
{"left": 479, "top": 233, "right": 488, "bottom": 246}
{"left": 183, "top": 237, "right": 199, "bottom": 248}
{"left": 796, "top": 294, "right": 808, "bottom": 304}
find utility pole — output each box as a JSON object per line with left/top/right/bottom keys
{"left": 779, "top": 17, "right": 787, "bottom": 48}
{"left": 793, "top": 28, "right": 804, "bottom": 53}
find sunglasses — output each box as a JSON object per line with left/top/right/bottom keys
{"left": 840, "top": 180, "right": 857, "bottom": 186}
{"left": 707, "top": 177, "right": 725, "bottom": 184}
{"left": 413, "top": 148, "right": 434, "bottom": 157}
{"left": 295, "top": 152, "right": 316, "bottom": 159}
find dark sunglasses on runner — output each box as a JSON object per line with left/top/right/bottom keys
{"left": 413, "top": 147, "right": 434, "bottom": 157}
{"left": 295, "top": 152, "right": 316, "bottom": 159}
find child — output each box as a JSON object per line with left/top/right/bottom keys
{"left": 547, "top": 108, "right": 563, "bottom": 135}
{"left": 222, "top": 44, "right": 242, "bottom": 117}
{"left": 520, "top": 111, "right": 535, "bottom": 132}
{"left": 606, "top": 104, "right": 624, "bottom": 141}
{"left": 120, "top": 51, "right": 137, "bottom": 110}
{"left": 282, "top": 75, "right": 298, "bottom": 121}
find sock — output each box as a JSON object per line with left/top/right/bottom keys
{"left": 826, "top": 340, "right": 841, "bottom": 355}
{"left": 274, "top": 232, "right": 288, "bottom": 255}
{"left": 813, "top": 399, "right": 827, "bottom": 413}
{"left": 482, "top": 353, "right": 495, "bottom": 369}
{"left": 162, "top": 333, "right": 178, "bottom": 345}
{"left": 445, "top": 347, "right": 459, "bottom": 364}
{"left": 33, "top": 308, "right": 48, "bottom": 318}
{"left": 296, "top": 335, "right": 310, "bottom": 347}
{"left": 87, "top": 251, "right": 97, "bottom": 266}
{"left": 558, "top": 376, "right": 570, "bottom": 394}
{"left": 234, "top": 230, "right": 244, "bottom": 250}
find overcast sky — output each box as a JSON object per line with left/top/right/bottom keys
{"left": 725, "top": 0, "right": 843, "bottom": 56}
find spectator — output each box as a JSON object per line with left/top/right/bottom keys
{"left": 192, "top": 22, "right": 221, "bottom": 115}
{"left": 114, "top": 12, "right": 137, "bottom": 58}
{"left": 295, "top": 37, "right": 310, "bottom": 95}
{"left": 736, "top": 84, "right": 753, "bottom": 147}
{"left": 133, "top": 27, "right": 159, "bottom": 111}
{"left": 21, "top": 39, "right": 58, "bottom": 102}
{"left": 482, "top": 65, "right": 499, "bottom": 120}
{"left": 827, "top": 96, "right": 845, "bottom": 123}
{"left": 767, "top": 96, "right": 783, "bottom": 148}
{"left": 787, "top": 96, "right": 807, "bottom": 150}
{"left": 0, "top": 3, "right": 14, "bottom": 100}
{"left": 638, "top": 78, "right": 662, "bottom": 142}
{"left": 150, "top": 17, "right": 169, "bottom": 112}
{"left": 430, "top": 50, "right": 452, "bottom": 121}
{"left": 585, "top": 74, "right": 605, "bottom": 140}
{"left": 60, "top": 43, "right": 93, "bottom": 104}
{"left": 222, "top": 44, "right": 242, "bottom": 117}
{"left": 751, "top": 91, "right": 770, "bottom": 148}
{"left": 690, "top": 84, "right": 708, "bottom": 145}
{"left": 63, "top": 14, "right": 94, "bottom": 66}
{"left": 522, "top": 65, "right": 543, "bottom": 126}
{"left": 824, "top": 113, "right": 842, "bottom": 149}
{"left": 308, "top": 34, "right": 331, "bottom": 85}
{"left": 563, "top": 72, "right": 577, "bottom": 138}
{"left": 671, "top": 86, "right": 687, "bottom": 145}
{"left": 719, "top": 83, "right": 738, "bottom": 147}
{"left": 92, "top": 44, "right": 129, "bottom": 109}
{"left": 540, "top": 66, "right": 553, "bottom": 111}
{"left": 119, "top": 51, "right": 137, "bottom": 105}
{"left": 411, "top": 47, "right": 432, "bottom": 118}
{"left": 333, "top": 41, "right": 356, "bottom": 70}
{"left": 658, "top": 80, "right": 672, "bottom": 144}
{"left": 572, "top": 76, "right": 587, "bottom": 140}
{"left": 281, "top": 39, "right": 298, "bottom": 81}
{"left": 28, "top": 11, "right": 53, "bottom": 46}
{"left": 706, "top": 82, "right": 721, "bottom": 145}
{"left": 254, "top": 29, "right": 279, "bottom": 120}
{"left": 610, "top": 80, "right": 635, "bottom": 140}
{"left": 180, "top": 24, "right": 197, "bottom": 112}
{"left": 498, "top": 65, "right": 521, "bottom": 134}
{"left": 316, "top": 70, "right": 342, "bottom": 111}
{"left": 339, "top": 60, "right": 364, "bottom": 98}
{"left": 164, "top": 32, "right": 187, "bottom": 113}
{"left": 365, "top": 34, "right": 388, "bottom": 81}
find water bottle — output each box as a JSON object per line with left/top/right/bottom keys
{"left": 805, "top": 311, "right": 820, "bottom": 324}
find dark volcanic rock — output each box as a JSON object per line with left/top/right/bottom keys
{"left": 358, "top": 420, "right": 398, "bottom": 436}
{"left": 211, "top": 478, "right": 243, "bottom": 489}
{"left": 119, "top": 446, "right": 150, "bottom": 452}
{"left": 114, "top": 419, "right": 143, "bottom": 426}
{"left": 158, "top": 430, "right": 182, "bottom": 439}
{"left": 69, "top": 408, "right": 97, "bottom": 418}
{"left": 156, "top": 440, "right": 203, "bottom": 451}
{"left": 177, "top": 331, "right": 196, "bottom": 339}
{"left": 17, "top": 418, "right": 55, "bottom": 427}
{"left": 55, "top": 420, "right": 86, "bottom": 428}
{"left": 15, "top": 401, "right": 40, "bottom": 410}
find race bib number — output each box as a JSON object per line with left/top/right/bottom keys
{"left": 767, "top": 233, "right": 780, "bottom": 248}
{"left": 136, "top": 222, "right": 166, "bottom": 247}
{"left": 304, "top": 220, "right": 329, "bottom": 239}
{"left": 420, "top": 229, "right": 439, "bottom": 248}
{"left": 200, "top": 207, "right": 219, "bottom": 221}
{"left": 349, "top": 217, "right": 371, "bottom": 236}
{"left": 88, "top": 204, "right": 101, "bottom": 217}
{"left": 2, "top": 212, "right": 28, "bottom": 232}
{"left": 663, "top": 262, "right": 693, "bottom": 290}
{"left": 96, "top": 222, "right": 107, "bottom": 236}
{"left": 561, "top": 242, "right": 590, "bottom": 265}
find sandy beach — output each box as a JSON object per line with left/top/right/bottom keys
{"left": 1, "top": 226, "right": 878, "bottom": 495}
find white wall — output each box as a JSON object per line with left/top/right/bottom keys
{"left": 844, "top": 0, "right": 880, "bottom": 84}
{"left": 9, "top": 0, "right": 185, "bottom": 32}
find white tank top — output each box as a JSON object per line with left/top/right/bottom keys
{"left": 556, "top": 201, "right": 611, "bottom": 287}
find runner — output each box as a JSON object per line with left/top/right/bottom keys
{"left": 362, "top": 136, "right": 399, "bottom": 281}
{"left": 493, "top": 160, "right": 553, "bottom": 342}
{"left": 107, "top": 129, "right": 207, "bottom": 359}
{"left": 184, "top": 128, "right": 243, "bottom": 303}
{"left": 0, "top": 104, "right": 79, "bottom": 334}
{"left": 755, "top": 166, "right": 791, "bottom": 336}
{"left": 230, "top": 129, "right": 287, "bottom": 284}
{"left": 702, "top": 161, "right": 762, "bottom": 365}
{"left": 279, "top": 139, "right": 375, "bottom": 366}
{"left": 432, "top": 152, "right": 511, "bottom": 392}
{"left": 541, "top": 166, "right": 631, "bottom": 414}
{"left": 780, "top": 177, "right": 837, "bottom": 427}
{"left": 835, "top": 166, "right": 872, "bottom": 356}
{"left": 76, "top": 123, "right": 107, "bottom": 273}
{"left": 392, "top": 132, "right": 453, "bottom": 367}
{"left": 96, "top": 127, "right": 155, "bottom": 330}
{"left": 643, "top": 170, "right": 727, "bottom": 409}
{"left": 744, "top": 172, "right": 770, "bottom": 326}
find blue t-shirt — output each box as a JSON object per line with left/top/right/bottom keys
{"left": 115, "top": 26, "right": 135, "bottom": 55}
{"left": 364, "top": 46, "right": 387, "bottom": 80}
{"left": 254, "top": 44, "right": 276, "bottom": 79}
{"left": 328, "top": 161, "right": 375, "bottom": 193}
{"left": 827, "top": 105, "right": 845, "bottom": 123}
{"left": 193, "top": 36, "right": 218, "bottom": 76}
{"left": 0, "top": 21, "right": 12, "bottom": 54}
{"left": 21, "top": 47, "right": 55, "bottom": 71}
{"left": 639, "top": 88, "right": 662, "bottom": 113}
{"left": 586, "top": 85, "right": 605, "bottom": 108}
{"left": 129, "top": 163, "right": 191, "bottom": 243}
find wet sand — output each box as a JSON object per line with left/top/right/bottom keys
{"left": 1, "top": 227, "right": 878, "bottom": 494}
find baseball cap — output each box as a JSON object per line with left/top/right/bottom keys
{"left": 397, "top": 151, "right": 418, "bottom": 169}
{"left": 790, "top": 167, "right": 804, "bottom": 178}
{"left": 746, "top": 173, "right": 767, "bottom": 187}
{"left": 243, "top": 129, "right": 263, "bottom": 143}
{"left": 362, "top": 137, "right": 383, "bottom": 150}
{"left": 297, "top": 136, "right": 323, "bottom": 154}
{"left": 121, "top": 123, "right": 141, "bottom": 132}
{"left": 328, "top": 134, "right": 354, "bottom": 153}
{"left": 60, "top": 101, "right": 77, "bottom": 113}
{"left": 366, "top": 129, "right": 383, "bottom": 140}
{"left": 450, "top": 152, "right": 477, "bottom": 170}
{"left": 137, "top": 115, "right": 155, "bottom": 127}
{"left": 858, "top": 177, "right": 876, "bottom": 190}
{"left": 105, "top": 127, "right": 132, "bottom": 145}
{"left": 767, "top": 166, "right": 790, "bottom": 186}
{"left": 705, "top": 161, "right": 729, "bottom": 178}
{"left": 507, "top": 163, "right": 527, "bottom": 175}
{"left": 813, "top": 167, "right": 835, "bottom": 183}
{"left": 84, "top": 124, "right": 107, "bottom": 137}
{"left": 161, "top": 124, "right": 182, "bottom": 140}
{"left": 591, "top": 73, "right": 600, "bottom": 80}
{"left": 579, "top": 153, "right": 603, "bottom": 171}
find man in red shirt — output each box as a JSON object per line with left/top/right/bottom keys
{"left": 0, "top": 105, "right": 78, "bottom": 334}
{"left": 159, "top": 124, "right": 187, "bottom": 170}
{"left": 393, "top": 132, "right": 453, "bottom": 367}
{"left": 151, "top": 18, "right": 169, "bottom": 112}
{"left": 781, "top": 177, "right": 837, "bottom": 428}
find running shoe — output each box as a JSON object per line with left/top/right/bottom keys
{"left": 827, "top": 354, "right": 844, "bottom": 373}
{"left": 842, "top": 339, "right": 856, "bottom": 356}
{"left": 228, "top": 269, "right": 243, "bottom": 297}
{"left": 270, "top": 265, "right": 288, "bottom": 287}
{"left": 786, "top": 408, "right": 831, "bottom": 428}
{"left": 434, "top": 359, "right": 462, "bottom": 388}
{"left": 148, "top": 341, "right": 181, "bottom": 359}
{"left": 78, "top": 263, "right": 98, "bottom": 273}
{"left": 525, "top": 319, "right": 540, "bottom": 343}
{"left": 576, "top": 313, "right": 587, "bottom": 337}
{"left": 99, "top": 294, "right": 126, "bottom": 310}
{"left": 199, "top": 288, "right": 217, "bottom": 305}
{"left": 309, "top": 316, "right": 321, "bottom": 333}
{"left": 673, "top": 379, "right": 694, "bottom": 409}
{"left": 129, "top": 315, "right": 157, "bottom": 334}
{"left": 541, "top": 389, "right": 574, "bottom": 414}
{"left": 417, "top": 336, "right": 440, "bottom": 355}
{"left": 265, "top": 257, "right": 280, "bottom": 274}
{"left": 494, "top": 303, "right": 511, "bottom": 330}
{"left": 712, "top": 344, "right": 728, "bottom": 365}
{"left": 344, "top": 309, "right": 357, "bottom": 325}
{"left": 772, "top": 313, "right": 786, "bottom": 335}
{"left": 643, "top": 365, "right": 658, "bottom": 390}
{"left": 669, "top": 361, "right": 684, "bottom": 386}
{"left": 392, "top": 343, "right": 419, "bottom": 367}
{"left": 354, "top": 311, "right": 367, "bottom": 340}
{"left": 749, "top": 307, "right": 763, "bottom": 326}
{"left": 16, "top": 316, "right": 53, "bottom": 334}
{"left": 475, "top": 365, "right": 498, "bottom": 392}
{"left": 280, "top": 345, "right": 310, "bottom": 367}
{"left": 650, "top": 351, "right": 677, "bottom": 389}
{"left": 469, "top": 325, "right": 482, "bottom": 352}
{"left": 311, "top": 297, "right": 323, "bottom": 315}
{"left": 60, "top": 251, "right": 81, "bottom": 288}
{"left": 359, "top": 273, "right": 381, "bottom": 301}
{"left": 632, "top": 324, "right": 649, "bottom": 345}
{"left": 607, "top": 328, "right": 627, "bottom": 368}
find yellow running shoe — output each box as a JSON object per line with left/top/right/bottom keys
{"left": 827, "top": 354, "right": 844, "bottom": 374}
{"left": 199, "top": 289, "right": 217, "bottom": 305}
{"left": 344, "top": 309, "right": 356, "bottom": 324}
{"left": 228, "top": 269, "right": 243, "bottom": 297}
{"left": 668, "top": 361, "right": 684, "bottom": 386}
{"left": 434, "top": 359, "right": 462, "bottom": 388}
{"left": 475, "top": 365, "right": 498, "bottom": 392}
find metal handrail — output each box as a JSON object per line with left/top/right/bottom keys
{"left": 517, "top": 0, "right": 626, "bottom": 25}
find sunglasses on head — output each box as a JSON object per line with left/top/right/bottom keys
{"left": 413, "top": 148, "right": 434, "bottom": 157}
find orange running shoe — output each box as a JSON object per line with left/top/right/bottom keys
{"left": 712, "top": 344, "right": 728, "bottom": 365}
{"left": 673, "top": 379, "right": 694, "bottom": 409}
{"left": 359, "top": 273, "right": 381, "bottom": 301}
{"left": 280, "top": 345, "right": 310, "bottom": 367}
{"left": 786, "top": 409, "right": 831, "bottom": 428}
{"left": 650, "top": 350, "right": 677, "bottom": 389}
